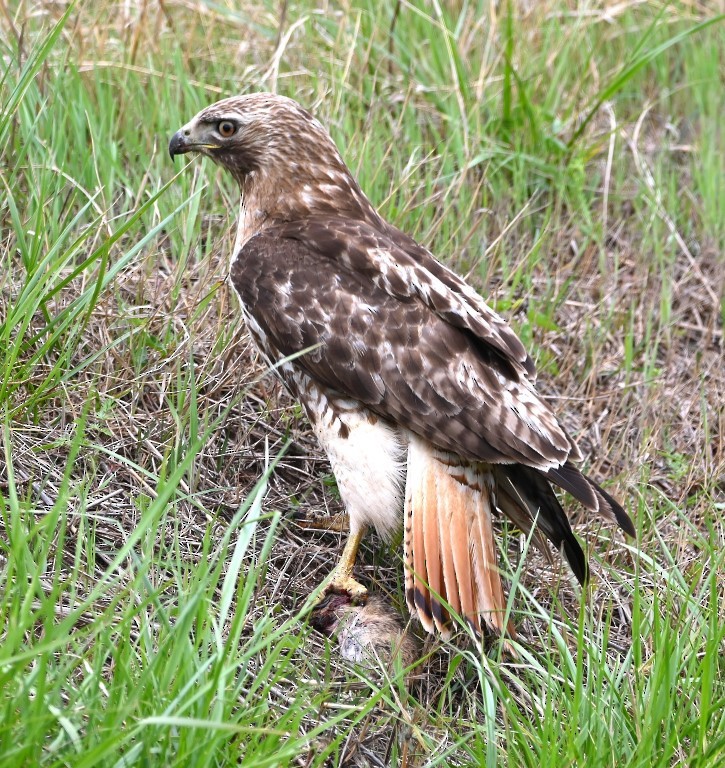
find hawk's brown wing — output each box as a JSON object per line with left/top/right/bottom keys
{"left": 275, "top": 217, "right": 537, "bottom": 380}
{"left": 234, "top": 226, "right": 571, "bottom": 470}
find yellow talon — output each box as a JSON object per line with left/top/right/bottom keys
{"left": 328, "top": 572, "right": 368, "bottom": 601}
{"left": 318, "top": 526, "right": 368, "bottom": 603}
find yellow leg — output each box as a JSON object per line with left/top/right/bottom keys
{"left": 327, "top": 526, "right": 368, "bottom": 599}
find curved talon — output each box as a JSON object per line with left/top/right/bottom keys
{"left": 313, "top": 526, "right": 368, "bottom": 605}
{"left": 327, "top": 572, "right": 368, "bottom": 602}
{"left": 312, "top": 576, "right": 368, "bottom": 609}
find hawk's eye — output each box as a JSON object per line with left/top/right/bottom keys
{"left": 217, "top": 120, "right": 237, "bottom": 138}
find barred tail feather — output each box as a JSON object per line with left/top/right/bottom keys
{"left": 402, "top": 439, "right": 631, "bottom": 640}
{"left": 470, "top": 484, "right": 510, "bottom": 634}
{"left": 406, "top": 461, "right": 434, "bottom": 633}
{"left": 404, "top": 435, "right": 512, "bottom": 639}
{"left": 422, "top": 471, "right": 447, "bottom": 631}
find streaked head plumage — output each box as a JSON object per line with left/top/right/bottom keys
{"left": 169, "top": 93, "right": 335, "bottom": 181}
{"left": 170, "top": 92, "right": 380, "bottom": 231}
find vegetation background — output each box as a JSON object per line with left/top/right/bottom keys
{"left": 1, "top": 1, "right": 723, "bottom": 765}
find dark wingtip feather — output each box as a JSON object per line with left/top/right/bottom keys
{"left": 585, "top": 475, "right": 635, "bottom": 537}
{"left": 547, "top": 462, "right": 634, "bottom": 537}
{"left": 546, "top": 462, "right": 599, "bottom": 511}
{"left": 563, "top": 536, "right": 588, "bottom": 584}
{"left": 495, "top": 465, "right": 588, "bottom": 585}
{"left": 495, "top": 460, "right": 630, "bottom": 587}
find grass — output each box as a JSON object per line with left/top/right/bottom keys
{"left": 1, "top": 1, "right": 723, "bottom": 765}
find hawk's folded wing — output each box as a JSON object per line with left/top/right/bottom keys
{"left": 233, "top": 221, "right": 574, "bottom": 471}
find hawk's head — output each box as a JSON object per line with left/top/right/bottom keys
{"left": 170, "top": 93, "right": 341, "bottom": 183}
{"left": 170, "top": 92, "right": 380, "bottom": 228}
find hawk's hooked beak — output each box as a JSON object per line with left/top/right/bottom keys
{"left": 168, "top": 130, "right": 190, "bottom": 161}
{"left": 169, "top": 127, "right": 221, "bottom": 162}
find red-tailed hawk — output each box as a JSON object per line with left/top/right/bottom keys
{"left": 169, "top": 93, "right": 634, "bottom": 640}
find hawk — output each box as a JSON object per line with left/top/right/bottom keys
{"left": 169, "top": 93, "right": 634, "bottom": 640}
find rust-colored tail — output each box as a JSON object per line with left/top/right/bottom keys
{"left": 402, "top": 432, "right": 633, "bottom": 641}
{"left": 404, "top": 435, "right": 513, "bottom": 639}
